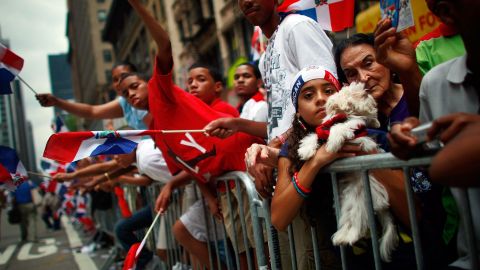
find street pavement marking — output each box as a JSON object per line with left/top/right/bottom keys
{"left": 0, "top": 245, "right": 16, "bottom": 265}
{"left": 61, "top": 216, "right": 97, "bottom": 270}
{"left": 17, "top": 238, "right": 58, "bottom": 260}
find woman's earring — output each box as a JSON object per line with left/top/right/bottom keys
{"left": 298, "top": 117, "right": 307, "bottom": 131}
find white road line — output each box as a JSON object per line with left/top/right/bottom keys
{"left": 61, "top": 216, "right": 98, "bottom": 270}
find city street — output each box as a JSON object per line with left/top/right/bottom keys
{"left": 0, "top": 209, "right": 111, "bottom": 270}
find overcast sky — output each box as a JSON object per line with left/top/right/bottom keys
{"left": 0, "top": 0, "right": 67, "bottom": 168}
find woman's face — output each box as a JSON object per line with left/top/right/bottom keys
{"left": 339, "top": 44, "right": 391, "bottom": 101}
{"left": 297, "top": 78, "right": 337, "bottom": 127}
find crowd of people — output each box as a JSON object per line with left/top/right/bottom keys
{"left": 14, "top": 0, "right": 478, "bottom": 269}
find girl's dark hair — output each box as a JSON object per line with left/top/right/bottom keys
{"left": 286, "top": 114, "right": 314, "bottom": 173}
{"left": 334, "top": 33, "right": 375, "bottom": 84}
{"left": 188, "top": 63, "right": 224, "bottom": 85}
{"left": 113, "top": 61, "right": 138, "bottom": 73}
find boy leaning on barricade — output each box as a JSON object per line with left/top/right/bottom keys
{"left": 125, "top": 0, "right": 265, "bottom": 268}
{"left": 204, "top": 62, "right": 269, "bottom": 269}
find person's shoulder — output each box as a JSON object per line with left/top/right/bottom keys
{"left": 211, "top": 99, "right": 239, "bottom": 117}
{"left": 282, "top": 14, "right": 316, "bottom": 27}
{"left": 423, "top": 55, "right": 464, "bottom": 84}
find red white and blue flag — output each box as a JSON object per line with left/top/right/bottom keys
{"left": 43, "top": 130, "right": 149, "bottom": 163}
{"left": 40, "top": 158, "right": 66, "bottom": 176}
{"left": 0, "top": 43, "right": 24, "bottom": 95}
{"left": 251, "top": 26, "right": 267, "bottom": 61}
{"left": 0, "top": 145, "right": 28, "bottom": 190}
{"left": 277, "top": 0, "right": 354, "bottom": 32}
{"left": 52, "top": 114, "right": 69, "bottom": 133}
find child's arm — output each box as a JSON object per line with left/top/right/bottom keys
{"left": 271, "top": 145, "right": 355, "bottom": 231}
{"left": 53, "top": 160, "right": 119, "bottom": 182}
{"left": 128, "top": 0, "right": 176, "bottom": 103}
{"left": 155, "top": 171, "right": 192, "bottom": 213}
{"left": 204, "top": 118, "right": 267, "bottom": 139}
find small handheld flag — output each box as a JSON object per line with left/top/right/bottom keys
{"left": 0, "top": 43, "right": 24, "bottom": 95}
{"left": 0, "top": 145, "right": 28, "bottom": 190}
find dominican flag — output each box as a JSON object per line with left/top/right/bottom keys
{"left": 52, "top": 114, "right": 69, "bottom": 133}
{"left": 0, "top": 43, "right": 24, "bottom": 94}
{"left": 277, "top": 0, "right": 354, "bottom": 32}
{"left": 123, "top": 243, "right": 141, "bottom": 270}
{"left": 43, "top": 130, "right": 150, "bottom": 163}
{"left": 251, "top": 26, "right": 267, "bottom": 61}
{"left": 0, "top": 146, "right": 28, "bottom": 190}
{"left": 114, "top": 186, "right": 132, "bottom": 218}
{"left": 40, "top": 159, "right": 66, "bottom": 176}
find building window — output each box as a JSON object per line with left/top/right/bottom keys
{"left": 103, "top": 49, "right": 112, "bottom": 62}
{"left": 98, "top": 10, "right": 107, "bottom": 22}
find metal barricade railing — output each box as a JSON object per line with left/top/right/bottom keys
{"left": 252, "top": 152, "right": 478, "bottom": 270}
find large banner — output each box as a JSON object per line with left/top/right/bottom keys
{"left": 356, "top": 0, "right": 440, "bottom": 43}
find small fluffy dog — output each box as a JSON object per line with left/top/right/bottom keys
{"left": 298, "top": 82, "right": 398, "bottom": 262}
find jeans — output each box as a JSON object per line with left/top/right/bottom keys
{"left": 115, "top": 205, "right": 153, "bottom": 269}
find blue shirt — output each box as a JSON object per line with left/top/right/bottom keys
{"left": 118, "top": 97, "right": 148, "bottom": 130}
{"left": 13, "top": 181, "right": 36, "bottom": 204}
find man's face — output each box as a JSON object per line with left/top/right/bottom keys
{"left": 187, "top": 67, "right": 220, "bottom": 105}
{"left": 234, "top": 65, "right": 260, "bottom": 99}
{"left": 119, "top": 75, "right": 149, "bottom": 110}
{"left": 238, "top": 0, "right": 276, "bottom": 26}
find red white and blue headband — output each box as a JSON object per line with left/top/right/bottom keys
{"left": 291, "top": 65, "right": 341, "bottom": 112}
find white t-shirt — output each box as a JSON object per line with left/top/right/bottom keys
{"left": 240, "top": 91, "right": 268, "bottom": 122}
{"left": 135, "top": 139, "right": 171, "bottom": 184}
{"left": 259, "top": 14, "right": 336, "bottom": 142}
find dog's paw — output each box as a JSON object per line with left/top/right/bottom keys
{"left": 332, "top": 224, "right": 361, "bottom": 246}
{"left": 298, "top": 133, "right": 318, "bottom": 160}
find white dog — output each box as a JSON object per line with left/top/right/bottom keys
{"left": 298, "top": 82, "right": 398, "bottom": 262}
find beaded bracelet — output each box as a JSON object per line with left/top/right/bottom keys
{"left": 293, "top": 172, "right": 312, "bottom": 194}
{"left": 291, "top": 174, "right": 310, "bottom": 199}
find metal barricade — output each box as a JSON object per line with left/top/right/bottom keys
{"left": 253, "top": 153, "right": 479, "bottom": 270}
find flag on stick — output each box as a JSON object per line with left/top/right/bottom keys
{"left": 0, "top": 43, "right": 24, "bottom": 94}
{"left": 0, "top": 146, "right": 28, "bottom": 190}
{"left": 277, "top": 0, "right": 355, "bottom": 32}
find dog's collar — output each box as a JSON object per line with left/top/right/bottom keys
{"left": 315, "top": 113, "right": 367, "bottom": 140}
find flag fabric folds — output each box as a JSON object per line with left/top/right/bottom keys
{"left": 277, "top": 0, "right": 354, "bottom": 32}
{"left": 251, "top": 26, "right": 267, "bottom": 61}
{"left": 43, "top": 130, "right": 149, "bottom": 163}
{"left": 0, "top": 145, "right": 28, "bottom": 190}
{"left": 40, "top": 159, "right": 66, "bottom": 176}
{"left": 0, "top": 43, "right": 24, "bottom": 95}
{"left": 114, "top": 186, "right": 132, "bottom": 218}
{"left": 123, "top": 243, "right": 141, "bottom": 270}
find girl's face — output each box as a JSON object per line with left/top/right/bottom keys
{"left": 111, "top": 65, "right": 132, "bottom": 95}
{"left": 339, "top": 44, "right": 391, "bottom": 101}
{"left": 297, "top": 78, "right": 337, "bottom": 127}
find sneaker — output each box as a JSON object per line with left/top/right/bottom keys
{"left": 172, "top": 262, "right": 191, "bottom": 270}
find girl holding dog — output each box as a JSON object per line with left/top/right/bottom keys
{"left": 271, "top": 66, "right": 417, "bottom": 269}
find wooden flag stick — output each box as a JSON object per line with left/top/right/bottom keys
{"left": 161, "top": 129, "right": 206, "bottom": 134}
{"left": 17, "top": 75, "right": 38, "bottom": 95}
{"left": 27, "top": 171, "right": 51, "bottom": 179}
{"left": 136, "top": 211, "right": 162, "bottom": 258}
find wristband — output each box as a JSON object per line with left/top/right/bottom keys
{"left": 291, "top": 174, "right": 309, "bottom": 199}
{"left": 293, "top": 172, "right": 312, "bottom": 194}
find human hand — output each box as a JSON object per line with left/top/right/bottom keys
{"left": 374, "top": 18, "right": 416, "bottom": 75}
{"left": 312, "top": 143, "right": 358, "bottom": 168}
{"left": 206, "top": 196, "right": 223, "bottom": 221}
{"left": 428, "top": 113, "right": 480, "bottom": 143}
{"left": 36, "top": 93, "right": 58, "bottom": 107}
{"left": 387, "top": 117, "right": 421, "bottom": 160}
{"left": 245, "top": 143, "right": 279, "bottom": 169}
{"left": 204, "top": 118, "right": 237, "bottom": 139}
{"left": 155, "top": 183, "right": 172, "bottom": 213}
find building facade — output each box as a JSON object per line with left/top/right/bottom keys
{"left": 48, "top": 53, "right": 74, "bottom": 116}
{"left": 66, "top": 0, "right": 115, "bottom": 130}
